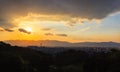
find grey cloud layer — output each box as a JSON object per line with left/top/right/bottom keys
{"left": 18, "top": 28, "right": 31, "bottom": 34}
{"left": 0, "top": 29, "right": 4, "bottom": 32}
{"left": 42, "top": 28, "right": 52, "bottom": 31}
{"left": 45, "top": 33, "right": 54, "bottom": 36}
{"left": 0, "top": 0, "right": 120, "bottom": 28}
{"left": 45, "top": 33, "right": 68, "bottom": 37}
{"left": 4, "top": 29, "right": 14, "bottom": 32}
{"left": 56, "top": 34, "right": 68, "bottom": 37}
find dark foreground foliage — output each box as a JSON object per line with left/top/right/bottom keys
{"left": 0, "top": 42, "right": 120, "bottom": 72}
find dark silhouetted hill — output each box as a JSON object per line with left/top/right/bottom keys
{"left": 1, "top": 41, "right": 120, "bottom": 72}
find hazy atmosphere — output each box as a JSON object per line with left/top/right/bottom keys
{"left": 0, "top": 0, "right": 120, "bottom": 43}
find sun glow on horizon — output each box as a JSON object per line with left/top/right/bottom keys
{"left": 25, "top": 27, "right": 32, "bottom": 32}
{"left": 0, "top": 12, "right": 119, "bottom": 43}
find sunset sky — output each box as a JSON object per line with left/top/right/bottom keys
{"left": 0, "top": 0, "right": 120, "bottom": 42}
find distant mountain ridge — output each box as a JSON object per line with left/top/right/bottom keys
{"left": 4, "top": 40, "right": 120, "bottom": 48}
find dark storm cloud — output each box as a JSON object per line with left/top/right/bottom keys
{"left": 56, "top": 34, "right": 68, "bottom": 37}
{"left": 4, "top": 29, "right": 14, "bottom": 32}
{"left": 45, "top": 33, "right": 54, "bottom": 36}
{"left": 18, "top": 28, "right": 31, "bottom": 34}
{"left": 0, "top": 0, "right": 120, "bottom": 28}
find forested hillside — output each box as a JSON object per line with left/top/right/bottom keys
{"left": 0, "top": 42, "right": 120, "bottom": 72}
